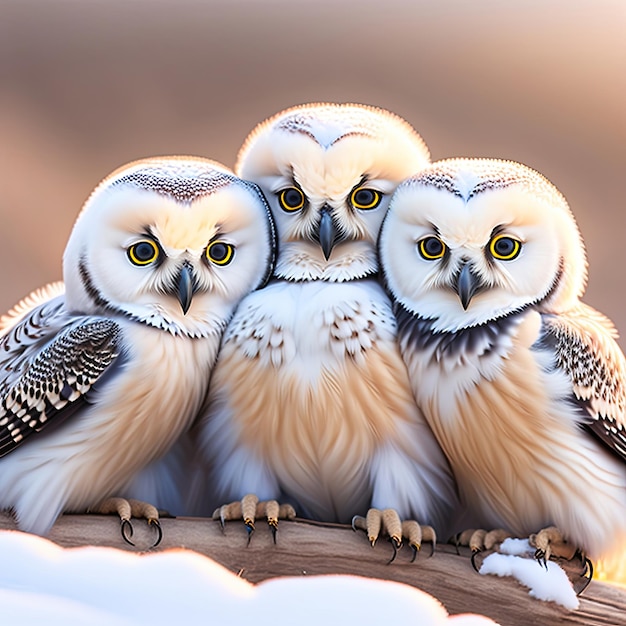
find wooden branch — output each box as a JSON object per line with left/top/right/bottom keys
{"left": 1, "top": 512, "right": 624, "bottom": 625}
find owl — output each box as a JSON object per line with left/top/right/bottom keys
{"left": 192, "top": 103, "right": 460, "bottom": 553}
{"left": 379, "top": 157, "right": 626, "bottom": 566}
{"left": 0, "top": 156, "right": 275, "bottom": 544}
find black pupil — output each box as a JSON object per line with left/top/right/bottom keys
{"left": 134, "top": 242, "right": 155, "bottom": 261}
{"left": 495, "top": 237, "right": 515, "bottom": 256}
{"left": 354, "top": 189, "right": 376, "bottom": 206}
{"left": 424, "top": 237, "right": 443, "bottom": 256}
{"left": 283, "top": 188, "right": 302, "bottom": 207}
{"left": 211, "top": 243, "right": 228, "bottom": 261}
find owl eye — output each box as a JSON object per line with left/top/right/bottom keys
{"left": 206, "top": 241, "right": 235, "bottom": 266}
{"left": 278, "top": 187, "right": 305, "bottom": 212}
{"left": 489, "top": 234, "right": 521, "bottom": 260}
{"left": 418, "top": 236, "right": 446, "bottom": 260}
{"left": 128, "top": 240, "right": 160, "bottom": 266}
{"left": 350, "top": 187, "right": 382, "bottom": 210}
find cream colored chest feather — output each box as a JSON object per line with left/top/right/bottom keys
{"left": 89, "top": 327, "right": 216, "bottom": 454}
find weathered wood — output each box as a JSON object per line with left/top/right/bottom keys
{"left": 1, "top": 512, "right": 624, "bottom": 625}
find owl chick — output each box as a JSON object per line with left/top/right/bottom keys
{"left": 0, "top": 156, "right": 274, "bottom": 542}
{"left": 193, "top": 103, "right": 459, "bottom": 553}
{"left": 379, "top": 157, "right": 626, "bottom": 565}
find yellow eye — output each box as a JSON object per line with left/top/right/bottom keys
{"left": 489, "top": 234, "right": 521, "bottom": 260}
{"left": 418, "top": 236, "right": 446, "bottom": 260}
{"left": 206, "top": 241, "right": 235, "bottom": 266}
{"left": 127, "top": 240, "right": 160, "bottom": 266}
{"left": 350, "top": 187, "right": 382, "bottom": 210}
{"left": 278, "top": 187, "right": 305, "bottom": 212}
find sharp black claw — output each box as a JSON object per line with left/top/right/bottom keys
{"left": 218, "top": 515, "right": 226, "bottom": 533}
{"left": 269, "top": 522, "right": 278, "bottom": 544}
{"left": 534, "top": 549, "right": 548, "bottom": 570}
{"left": 351, "top": 515, "right": 363, "bottom": 533}
{"left": 149, "top": 519, "right": 163, "bottom": 548}
{"left": 386, "top": 537, "right": 400, "bottom": 565}
{"left": 427, "top": 542, "right": 435, "bottom": 558}
{"left": 245, "top": 521, "right": 255, "bottom": 546}
{"left": 577, "top": 556, "right": 593, "bottom": 595}
{"left": 121, "top": 518, "right": 135, "bottom": 546}
{"left": 410, "top": 544, "right": 419, "bottom": 563}
{"left": 470, "top": 548, "right": 481, "bottom": 573}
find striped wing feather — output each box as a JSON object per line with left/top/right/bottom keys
{"left": 544, "top": 303, "right": 626, "bottom": 461}
{"left": 0, "top": 294, "right": 121, "bottom": 457}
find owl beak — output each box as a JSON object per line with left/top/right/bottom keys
{"left": 176, "top": 262, "right": 196, "bottom": 315}
{"left": 455, "top": 263, "right": 482, "bottom": 310}
{"left": 317, "top": 206, "right": 339, "bottom": 260}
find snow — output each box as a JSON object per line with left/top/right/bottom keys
{"left": 479, "top": 538, "right": 579, "bottom": 609}
{"left": 0, "top": 530, "right": 498, "bottom": 625}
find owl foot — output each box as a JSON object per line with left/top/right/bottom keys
{"left": 529, "top": 526, "right": 593, "bottom": 593}
{"left": 529, "top": 526, "right": 576, "bottom": 566}
{"left": 212, "top": 493, "right": 296, "bottom": 545}
{"left": 352, "top": 508, "right": 436, "bottom": 563}
{"left": 90, "top": 497, "right": 163, "bottom": 548}
{"left": 453, "top": 528, "right": 511, "bottom": 572}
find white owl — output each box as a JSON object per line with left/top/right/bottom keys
{"left": 192, "top": 103, "right": 460, "bottom": 555}
{"left": 0, "top": 156, "right": 275, "bottom": 544}
{"left": 379, "top": 157, "right": 626, "bottom": 569}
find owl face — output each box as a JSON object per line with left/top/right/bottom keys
{"left": 236, "top": 103, "right": 430, "bottom": 282}
{"left": 380, "top": 158, "right": 588, "bottom": 332}
{"left": 63, "top": 157, "right": 274, "bottom": 337}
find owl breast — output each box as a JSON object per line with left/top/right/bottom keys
{"left": 209, "top": 279, "right": 421, "bottom": 523}
{"left": 398, "top": 308, "right": 626, "bottom": 545}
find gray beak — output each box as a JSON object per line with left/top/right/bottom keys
{"left": 455, "top": 263, "right": 482, "bottom": 310}
{"left": 176, "top": 263, "right": 195, "bottom": 315}
{"left": 317, "top": 206, "right": 339, "bottom": 260}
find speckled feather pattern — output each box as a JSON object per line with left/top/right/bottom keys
{"left": 0, "top": 315, "right": 121, "bottom": 455}
{"left": 194, "top": 104, "right": 460, "bottom": 533}
{"left": 543, "top": 304, "right": 626, "bottom": 460}
{"left": 0, "top": 156, "right": 276, "bottom": 534}
{"left": 380, "top": 157, "right": 626, "bottom": 558}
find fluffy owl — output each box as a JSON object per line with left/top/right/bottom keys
{"left": 0, "top": 156, "right": 274, "bottom": 542}
{"left": 192, "top": 103, "right": 460, "bottom": 551}
{"left": 379, "top": 157, "right": 626, "bottom": 564}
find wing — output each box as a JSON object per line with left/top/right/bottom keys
{"left": 542, "top": 303, "right": 626, "bottom": 462}
{"left": 0, "top": 303, "right": 122, "bottom": 457}
{"left": 0, "top": 282, "right": 66, "bottom": 334}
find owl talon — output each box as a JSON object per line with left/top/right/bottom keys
{"left": 534, "top": 549, "right": 548, "bottom": 570}
{"left": 212, "top": 496, "right": 293, "bottom": 544}
{"left": 90, "top": 496, "right": 163, "bottom": 546}
{"left": 244, "top": 519, "right": 255, "bottom": 546}
{"left": 353, "top": 509, "right": 434, "bottom": 562}
{"left": 267, "top": 518, "right": 278, "bottom": 544}
{"left": 470, "top": 548, "right": 481, "bottom": 573}
{"left": 121, "top": 518, "right": 135, "bottom": 546}
{"left": 149, "top": 518, "right": 163, "bottom": 548}
{"left": 387, "top": 536, "right": 401, "bottom": 565}
{"left": 577, "top": 556, "right": 593, "bottom": 595}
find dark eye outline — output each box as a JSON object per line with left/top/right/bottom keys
{"left": 277, "top": 187, "right": 305, "bottom": 212}
{"left": 127, "top": 239, "right": 160, "bottom": 266}
{"left": 350, "top": 187, "right": 382, "bottom": 210}
{"left": 417, "top": 236, "right": 447, "bottom": 260}
{"left": 489, "top": 234, "right": 521, "bottom": 261}
{"left": 206, "top": 240, "right": 235, "bottom": 266}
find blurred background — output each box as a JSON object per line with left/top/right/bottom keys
{"left": 0, "top": 0, "right": 624, "bottom": 333}
{"left": 1, "top": 0, "right": 626, "bottom": 586}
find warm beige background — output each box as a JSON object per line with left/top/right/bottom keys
{"left": 1, "top": 0, "right": 624, "bottom": 337}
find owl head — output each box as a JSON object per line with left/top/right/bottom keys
{"left": 63, "top": 156, "right": 275, "bottom": 337}
{"left": 236, "top": 103, "right": 430, "bottom": 282}
{"left": 379, "top": 158, "right": 588, "bottom": 332}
